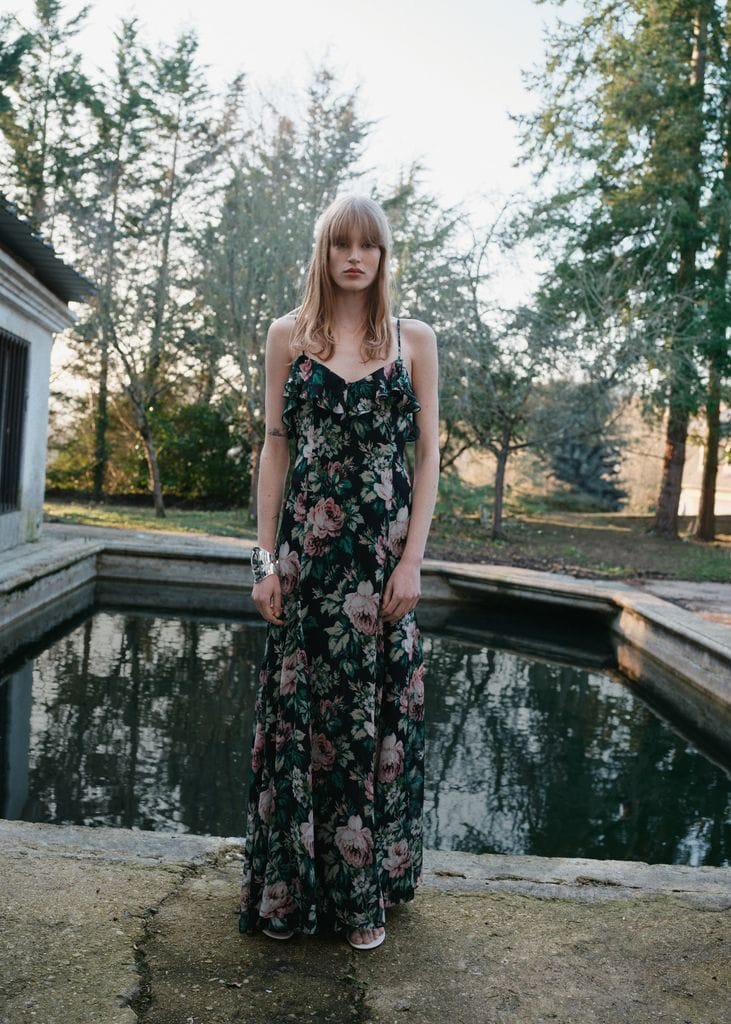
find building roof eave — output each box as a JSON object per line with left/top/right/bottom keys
{"left": 0, "top": 195, "right": 96, "bottom": 305}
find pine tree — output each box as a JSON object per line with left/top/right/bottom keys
{"left": 109, "top": 28, "right": 235, "bottom": 517}
{"left": 514, "top": 0, "right": 716, "bottom": 537}
{"left": 0, "top": 0, "right": 94, "bottom": 235}
{"left": 68, "top": 18, "right": 149, "bottom": 501}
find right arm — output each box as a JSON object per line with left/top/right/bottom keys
{"left": 251, "top": 315, "right": 296, "bottom": 625}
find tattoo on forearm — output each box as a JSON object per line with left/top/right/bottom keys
{"left": 267, "top": 427, "right": 287, "bottom": 437}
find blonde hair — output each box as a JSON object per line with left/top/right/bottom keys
{"left": 291, "top": 194, "right": 394, "bottom": 361}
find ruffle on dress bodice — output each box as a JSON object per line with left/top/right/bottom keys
{"left": 281, "top": 354, "right": 421, "bottom": 442}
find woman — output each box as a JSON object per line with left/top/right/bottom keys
{"left": 239, "top": 193, "right": 440, "bottom": 950}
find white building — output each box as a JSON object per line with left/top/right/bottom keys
{"left": 0, "top": 196, "right": 94, "bottom": 553}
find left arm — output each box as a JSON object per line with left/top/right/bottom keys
{"left": 381, "top": 320, "right": 440, "bottom": 623}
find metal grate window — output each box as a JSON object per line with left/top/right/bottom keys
{"left": 0, "top": 328, "right": 29, "bottom": 514}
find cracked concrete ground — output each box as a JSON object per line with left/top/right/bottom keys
{"left": 0, "top": 821, "right": 729, "bottom": 1024}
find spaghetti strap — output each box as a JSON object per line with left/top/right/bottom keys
{"left": 396, "top": 317, "right": 401, "bottom": 358}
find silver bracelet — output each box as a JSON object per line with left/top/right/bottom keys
{"left": 251, "top": 546, "right": 278, "bottom": 583}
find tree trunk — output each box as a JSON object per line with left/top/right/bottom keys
{"left": 93, "top": 132, "right": 124, "bottom": 503}
{"left": 92, "top": 336, "right": 109, "bottom": 501}
{"left": 139, "top": 419, "right": 166, "bottom": 518}
{"left": 248, "top": 438, "right": 261, "bottom": 522}
{"left": 652, "top": 7, "right": 708, "bottom": 538}
{"left": 491, "top": 431, "right": 510, "bottom": 540}
{"left": 695, "top": 0, "right": 731, "bottom": 539}
{"left": 695, "top": 357, "right": 721, "bottom": 540}
{"left": 653, "top": 399, "right": 689, "bottom": 537}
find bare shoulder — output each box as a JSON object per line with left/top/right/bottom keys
{"left": 268, "top": 311, "right": 298, "bottom": 345}
{"left": 266, "top": 313, "right": 299, "bottom": 369}
{"left": 399, "top": 318, "right": 438, "bottom": 377}
{"left": 400, "top": 317, "right": 437, "bottom": 348}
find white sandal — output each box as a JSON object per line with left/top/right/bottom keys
{"left": 262, "top": 926, "right": 294, "bottom": 940}
{"left": 347, "top": 928, "right": 386, "bottom": 951}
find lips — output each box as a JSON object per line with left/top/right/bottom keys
{"left": 344, "top": 268, "right": 365, "bottom": 275}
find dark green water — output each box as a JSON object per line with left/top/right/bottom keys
{"left": 0, "top": 609, "right": 728, "bottom": 865}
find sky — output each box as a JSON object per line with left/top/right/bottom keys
{"left": 9, "top": 0, "right": 574, "bottom": 220}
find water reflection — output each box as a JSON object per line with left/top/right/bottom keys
{"left": 0, "top": 610, "right": 728, "bottom": 866}
{"left": 422, "top": 637, "right": 730, "bottom": 865}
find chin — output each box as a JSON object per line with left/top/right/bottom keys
{"left": 341, "top": 276, "right": 374, "bottom": 290}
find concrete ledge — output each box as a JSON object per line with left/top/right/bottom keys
{"left": 2, "top": 819, "right": 728, "bottom": 910}
{"left": 0, "top": 817, "right": 227, "bottom": 865}
{"left": 0, "top": 537, "right": 102, "bottom": 660}
{"left": 422, "top": 848, "right": 731, "bottom": 910}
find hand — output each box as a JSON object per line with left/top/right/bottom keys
{"left": 381, "top": 559, "right": 421, "bottom": 624}
{"left": 252, "top": 573, "right": 284, "bottom": 626}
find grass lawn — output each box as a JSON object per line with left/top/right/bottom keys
{"left": 44, "top": 496, "right": 731, "bottom": 582}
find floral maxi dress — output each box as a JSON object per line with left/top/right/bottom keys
{"left": 239, "top": 318, "right": 426, "bottom": 937}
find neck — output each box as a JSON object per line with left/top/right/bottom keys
{"left": 331, "top": 290, "right": 370, "bottom": 333}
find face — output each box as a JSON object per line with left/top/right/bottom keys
{"left": 327, "top": 231, "right": 381, "bottom": 292}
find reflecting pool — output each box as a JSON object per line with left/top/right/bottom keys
{"left": 0, "top": 608, "right": 728, "bottom": 865}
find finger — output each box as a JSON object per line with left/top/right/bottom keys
{"left": 254, "top": 593, "right": 283, "bottom": 625}
{"left": 396, "top": 594, "right": 420, "bottom": 621}
{"left": 383, "top": 599, "right": 405, "bottom": 623}
{"left": 382, "top": 580, "right": 401, "bottom": 614}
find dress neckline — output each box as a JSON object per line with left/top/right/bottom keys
{"left": 300, "top": 353, "right": 403, "bottom": 387}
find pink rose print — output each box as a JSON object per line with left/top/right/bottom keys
{"left": 311, "top": 732, "right": 336, "bottom": 772}
{"left": 277, "top": 542, "right": 300, "bottom": 594}
{"left": 304, "top": 531, "right": 329, "bottom": 556}
{"left": 343, "top": 580, "right": 380, "bottom": 635}
{"left": 260, "top": 880, "right": 295, "bottom": 920}
{"left": 378, "top": 733, "right": 404, "bottom": 783}
{"left": 375, "top": 534, "right": 388, "bottom": 566}
{"left": 279, "top": 653, "right": 297, "bottom": 695}
{"left": 300, "top": 357, "right": 313, "bottom": 381}
{"left": 293, "top": 491, "right": 307, "bottom": 523}
{"left": 275, "top": 721, "right": 292, "bottom": 752}
{"left": 388, "top": 506, "right": 409, "bottom": 557}
{"left": 400, "top": 662, "right": 425, "bottom": 721}
{"left": 300, "top": 810, "right": 315, "bottom": 858}
{"left": 364, "top": 772, "right": 374, "bottom": 802}
{"left": 310, "top": 497, "right": 345, "bottom": 538}
{"left": 304, "top": 497, "right": 345, "bottom": 556}
{"left": 334, "top": 814, "right": 374, "bottom": 868}
{"left": 382, "top": 839, "right": 412, "bottom": 879}
{"left": 251, "top": 721, "right": 265, "bottom": 771}
{"left": 258, "top": 782, "right": 276, "bottom": 823}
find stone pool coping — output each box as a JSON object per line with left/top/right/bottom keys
{"left": 1, "top": 819, "right": 729, "bottom": 1024}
